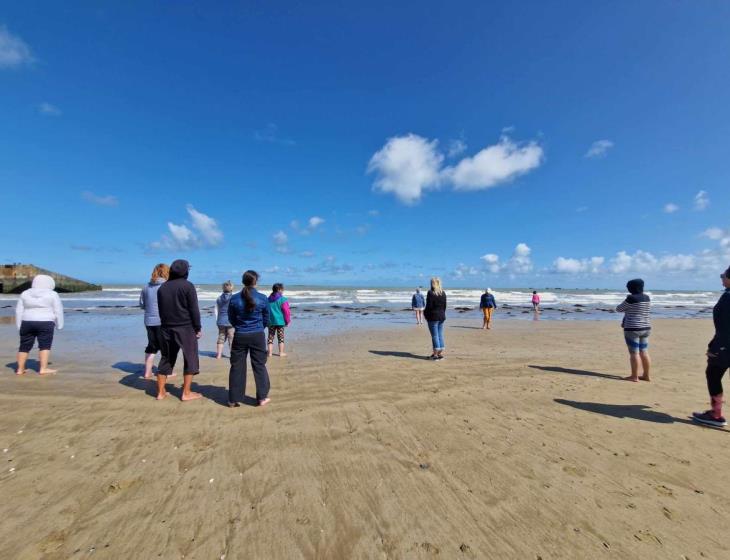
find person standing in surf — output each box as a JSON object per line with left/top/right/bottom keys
{"left": 692, "top": 266, "right": 730, "bottom": 427}
{"left": 214, "top": 280, "right": 235, "bottom": 360}
{"left": 411, "top": 287, "right": 426, "bottom": 325}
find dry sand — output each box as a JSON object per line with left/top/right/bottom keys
{"left": 1, "top": 318, "right": 729, "bottom": 559}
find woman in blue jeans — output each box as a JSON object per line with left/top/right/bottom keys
{"left": 424, "top": 277, "right": 447, "bottom": 360}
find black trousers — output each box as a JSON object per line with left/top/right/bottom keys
{"left": 158, "top": 325, "right": 200, "bottom": 375}
{"left": 706, "top": 348, "right": 730, "bottom": 397}
{"left": 229, "top": 331, "right": 270, "bottom": 403}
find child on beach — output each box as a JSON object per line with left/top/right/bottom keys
{"left": 480, "top": 288, "right": 497, "bottom": 330}
{"left": 532, "top": 290, "right": 541, "bottom": 312}
{"left": 692, "top": 266, "right": 730, "bottom": 427}
{"left": 214, "top": 281, "right": 235, "bottom": 359}
{"left": 267, "top": 283, "right": 291, "bottom": 357}
{"left": 139, "top": 263, "right": 169, "bottom": 379}
{"left": 15, "top": 274, "right": 64, "bottom": 376}
{"left": 616, "top": 278, "right": 651, "bottom": 382}
{"left": 412, "top": 287, "right": 426, "bottom": 325}
{"left": 227, "top": 270, "right": 271, "bottom": 407}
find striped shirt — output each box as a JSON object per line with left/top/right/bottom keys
{"left": 616, "top": 293, "right": 651, "bottom": 331}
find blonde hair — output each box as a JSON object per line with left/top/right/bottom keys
{"left": 430, "top": 277, "right": 444, "bottom": 296}
{"left": 151, "top": 263, "right": 170, "bottom": 282}
{"left": 222, "top": 280, "right": 234, "bottom": 293}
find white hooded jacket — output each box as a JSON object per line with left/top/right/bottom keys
{"left": 15, "top": 275, "right": 64, "bottom": 330}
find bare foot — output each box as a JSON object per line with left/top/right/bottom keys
{"left": 156, "top": 392, "right": 167, "bottom": 401}
{"left": 639, "top": 375, "right": 651, "bottom": 382}
{"left": 15, "top": 369, "right": 25, "bottom": 376}
{"left": 215, "top": 356, "right": 221, "bottom": 360}
{"left": 39, "top": 369, "right": 57, "bottom": 376}
{"left": 258, "top": 397, "right": 271, "bottom": 407}
{"left": 181, "top": 392, "right": 202, "bottom": 402}
{"left": 623, "top": 376, "right": 639, "bottom": 382}
{"left": 279, "top": 353, "right": 287, "bottom": 357}
{"left": 143, "top": 374, "right": 153, "bottom": 380}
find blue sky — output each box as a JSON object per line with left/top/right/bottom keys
{"left": 2, "top": 1, "right": 729, "bottom": 289}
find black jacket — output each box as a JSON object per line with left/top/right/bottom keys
{"left": 157, "top": 260, "right": 202, "bottom": 332}
{"left": 424, "top": 290, "right": 447, "bottom": 322}
{"left": 709, "top": 289, "right": 730, "bottom": 352}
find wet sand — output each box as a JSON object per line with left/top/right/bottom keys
{"left": 1, "top": 318, "right": 729, "bottom": 559}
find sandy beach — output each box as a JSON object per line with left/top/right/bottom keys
{"left": 1, "top": 317, "right": 729, "bottom": 559}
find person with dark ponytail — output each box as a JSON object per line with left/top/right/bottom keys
{"left": 226, "top": 270, "right": 271, "bottom": 407}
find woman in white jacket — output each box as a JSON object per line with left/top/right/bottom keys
{"left": 15, "top": 275, "right": 64, "bottom": 375}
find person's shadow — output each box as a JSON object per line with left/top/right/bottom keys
{"left": 117, "top": 372, "right": 252, "bottom": 407}
{"left": 555, "top": 398, "right": 699, "bottom": 427}
{"left": 199, "top": 350, "right": 218, "bottom": 358}
{"left": 369, "top": 350, "right": 432, "bottom": 360}
{"left": 529, "top": 365, "right": 623, "bottom": 381}
{"left": 5, "top": 359, "right": 40, "bottom": 373}
{"left": 111, "top": 361, "right": 145, "bottom": 375}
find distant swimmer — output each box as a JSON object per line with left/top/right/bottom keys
{"left": 15, "top": 274, "right": 64, "bottom": 376}
{"left": 692, "top": 266, "right": 730, "bottom": 427}
{"left": 616, "top": 279, "right": 651, "bottom": 382}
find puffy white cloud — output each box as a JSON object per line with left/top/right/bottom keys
{"left": 367, "top": 134, "right": 443, "bottom": 204}
{"left": 478, "top": 244, "right": 533, "bottom": 274}
{"left": 150, "top": 206, "right": 224, "bottom": 250}
{"left": 703, "top": 227, "right": 725, "bottom": 240}
{"left": 606, "top": 250, "right": 703, "bottom": 274}
{"left": 444, "top": 137, "right": 543, "bottom": 191}
{"left": 480, "top": 253, "right": 501, "bottom": 273}
{"left": 584, "top": 139, "right": 614, "bottom": 159}
{"left": 368, "top": 133, "right": 543, "bottom": 203}
{"left": 553, "top": 256, "right": 605, "bottom": 274}
{"left": 38, "top": 102, "right": 61, "bottom": 116}
{"left": 694, "top": 190, "right": 710, "bottom": 211}
{"left": 82, "top": 191, "right": 118, "bottom": 207}
{"left": 0, "top": 25, "right": 33, "bottom": 68}
{"left": 308, "top": 216, "right": 325, "bottom": 229}
{"left": 663, "top": 203, "right": 679, "bottom": 214}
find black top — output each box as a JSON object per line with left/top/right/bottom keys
{"left": 424, "top": 291, "right": 447, "bottom": 322}
{"left": 709, "top": 289, "right": 730, "bottom": 352}
{"left": 157, "top": 260, "right": 202, "bottom": 332}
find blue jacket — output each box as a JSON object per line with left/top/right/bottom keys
{"left": 216, "top": 292, "right": 233, "bottom": 327}
{"left": 480, "top": 293, "right": 497, "bottom": 309}
{"left": 228, "top": 288, "right": 270, "bottom": 334}
{"left": 139, "top": 279, "right": 165, "bottom": 326}
{"left": 411, "top": 292, "right": 425, "bottom": 308}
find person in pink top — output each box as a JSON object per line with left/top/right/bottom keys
{"left": 267, "top": 283, "right": 291, "bottom": 357}
{"left": 532, "top": 290, "right": 541, "bottom": 313}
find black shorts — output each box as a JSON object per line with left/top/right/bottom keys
{"left": 145, "top": 325, "right": 164, "bottom": 354}
{"left": 157, "top": 325, "right": 200, "bottom": 375}
{"left": 19, "top": 321, "right": 55, "bottom": 352}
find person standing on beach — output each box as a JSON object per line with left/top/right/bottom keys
{"left": 424, "top": 277, "right": 447, "bottom": 360}
{"left": 15, "top": 274, "right": 64, "bottom": 376}
{"left": 214, "top": 281, "right": 235, "bottom": 360}
{"left": 616, "top": 278, "right": 651, "bottom": 382}
{"left": 480, "top": 288, "right": 497, "bottom": 330}
{"left": 692, "top": 266, "right": 730, "bottom": 427}
{"left": 532, "top": 290, "right": 541, "bottom": 313}
{"left": 412, "top": 287, "right": 426, "bottom": 325}
{"left": 267, "top": 283, "right": 291, "bottom": 357}
{"left": 155, "top": 259, "right": 202, "bottom": 401}
{"left": 139, "top": 263, "right": 169, "bottom": 379}
{"left": 227, "top": 270, "right": 271, "bottom": 407}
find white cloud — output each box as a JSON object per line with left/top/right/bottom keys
{"left": 703, "top": 227, "right": 725, "bottom": 241}
{"left": 447, "top": 138, "right": 467, "bottom": 158}
{"left": 368, "top": 133, "right": 543, "bottom": 203}
{"left": 150, "top": 206, "right": 224, "bottom": 251}
{"left": 663, "top": 203, "right": 679, "bottom": 214}
{"left": 452, "top": 263, "right": 480, "bottom": 279}
{"left": 273, "top": 230, "right": 288, "bottom": 245}
{"left": 478, "top": 243, "right": 533, "bottom": 275}
{"left": 584, "top": 139, "right": 614, "bottom": 159}
{"left": 444, "top": 137, "right": 544, "bottom": 191}
{"left": 694, "top": 190, "right": 710, "bottom": 211}
{"left": 480, "top": 253, "right": 501, "bottom": 273}
{"left": 82, "top": 191, "right": 118, "bottom": 207}
{"left": 38, "top": 102, "right": 61, "bottom": 116}
{"left": 308, "top": 216, "right": 325, "bottom": 229}
{"left": 186, "top": 204, "right": 223, "bottom": 246}
{"left": 0, "top": 25, "right": 33, "bottom": 68}
{"left": 367, "top": 134, "right": 443, "bottom": 204}
{"left": 553, "top": 256, "right": 605, "bottom": 274}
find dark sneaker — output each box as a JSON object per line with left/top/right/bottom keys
{"left": 692, "top": 410, "right": 727, "bottom": 427}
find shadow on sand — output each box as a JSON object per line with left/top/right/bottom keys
{"left": 199, "top": 350, "right": 218, "bottom": 358}
{"left": 117, "top": 372, "right": 256, "bottom": 407}
{"left": 6, "top": 359, "right": 41, "bottom": 373}
{"left": 555, "top": 398, "right": 700, "bottom": 427}
{"left": 529, "top": 365, "right": 623, "bottom": 381}
{"left": 111, "top": 361, "right": 144, "bottom": 375}
{"left": 449, "top": 325, "right": 483, "bottom": 330}
{"left": 369, "top": 350, "right": 432, "bottom": 361}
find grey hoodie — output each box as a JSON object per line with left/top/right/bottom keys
{"left": 15, "top": 275, "right": 64, "bottom": 329}
{"left": 139, "top": 278, "right": 165, "bottom": 326}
